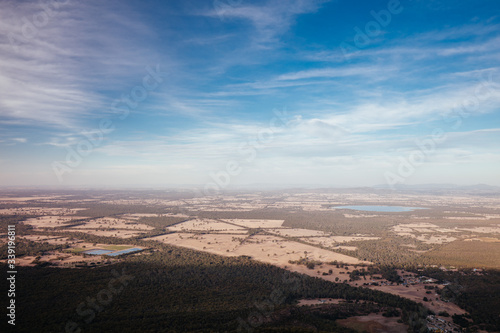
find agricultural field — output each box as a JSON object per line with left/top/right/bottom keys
{"left": 0, "top": 207, "right": 84, "bottom": 215}
{"left": 424, "top": 240, "right": 500, "bottom": 268}
{"left": 220, "top": 218, "right": 285, "bottom": 228}
{"left": 146, "top": 232, "right": 365, "bottom": 265}
{"left": 2, "top": 188, "right": 500, "bottom": 269}
{"left": 166, "top": 218, "right": 246, "bottom": 232}
{"left": 1, "top": 187, "right": 500, "bottom": 332}
{"left": 267, "top": 228, "right": 330, "bottom": 237}
{"left": 23, "top": 216, "right": 88, "bottom": 228}
{"left": 63, "top": 228, "right": 148, "bottom": 238}
{"left": 71, "top": 217, "right": 154, "bottom": 230}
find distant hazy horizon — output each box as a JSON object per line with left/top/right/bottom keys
{"left": 1, "top": 183, "right": 499, "bottom": 193}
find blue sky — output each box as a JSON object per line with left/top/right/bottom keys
{"left": 1, "top": 0, "right": 499, "bottom": 188}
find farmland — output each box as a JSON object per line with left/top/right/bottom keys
{"left": 1, "top": 187, "right": 499, "bottom": 332}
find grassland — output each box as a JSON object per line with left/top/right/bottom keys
{"left": 424, "top": 240, "right": 500, "bottom": 268}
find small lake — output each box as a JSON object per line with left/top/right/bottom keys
{"left": 331, "top": 205, "right": 426, "bottom": 212}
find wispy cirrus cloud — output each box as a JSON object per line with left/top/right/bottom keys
{"left": 1, "top": 0, "right": 500, "bottom": 187}
{"left": 0, "top": 0, "right": 166, "bottom": 129}
{"left": 202, "top": 0, "right": 331, "bottom": 48}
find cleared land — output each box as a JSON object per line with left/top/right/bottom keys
{"left": 24, "top": 216, "right": 88, "bottom": 228}
{"left": 19, "top": 235, "right": 72, "bottom": 245}
{"left": 425, "top": 240, "right": 500, "bottom": 268}
{"left": 391, "top": 222, "right": 500, "bottom": 244}
{"left": 146, "top": 233, "right": 365, "bottom": 265}
{"left": 0, "top": 207, "right": 84, "bottom": 215}
{"left": 72, "top": 217, "right": 154, "bottom": 230}
{"left": 299, "top": 236, "right": 380, "bottom": 248}
{"left": 287, "top": 264, "right": 467, "bottom": 318}
{"left": 221, "top": 219, "right": 285, "bottom": 228}
{"left": 2, "top": 188, "right": 500, "bottom": 331}
{"left": 267, "top": 228, "right": 330, "bottom": 237}
{"left": 14, "top": 251, "right": 106, "bottom": 267}
{"left": 167, "top": 218, "right": 246, "bottom": 232}
{"left": 63, "top": 228, "right": 147, "bottom": 238}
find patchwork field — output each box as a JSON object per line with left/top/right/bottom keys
{"left": 167, "top": 218, "right": 246, "bottom": 232}
{"left": 146, "top": 233, "right": 365, "bottom": 265}
{"left": 459, "top": 226, "right": 500, "bottom": 233}
{"left": 287, "top": 264, "right": 468, "bottom": 318}
{"left": 424, "top": 240, "right": 500, "bottom": 268}
{"left": 2, "top": 239, "right": 142, "bottom": 267}
{"left": 300, "top": 236, "right": 380, "bottom": 248}
{"left": 62, "top": 228, "right": 147, "bottom": 238}
{"left": 392, "top": 221, "right": 500, "bottom": 245}
{"left": 24, "top": 215, "right": 88, "bottom": 228}
{"left": 14, "top": 251, "right": 106, "bottom": 267}
{"left": 415, "top": 235, "right": 457, "bottom": 244}
{"left": 267, "top": 228, "right": 330, "bottom": 237}
{"left": 0, "top": 207, "right": 84, "bottom": 215}
{"left": 72, "top": 217, "right": 154, "bottom": 230}
{"left": 121, "top": 213, "right": 162, "bottom": 219}
{"left": 221, "top": 219, "right": 285, "bottom": 228}
{"left": 2, "top": 188, "right": 500, "bottom": 332}
{"left": 19, "top": 235, "right": 73, "bottom": 245}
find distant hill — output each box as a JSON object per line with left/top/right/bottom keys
{"left": 372, "top": 183, "right": 500, "bottom": 194}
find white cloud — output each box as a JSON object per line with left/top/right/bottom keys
{"left": 275, "top": 65, "right": 394, "bottom": 81}
{"left": 0, "top": 0, "right": 167, "bottom": 129}
{"left": 203, "top": 0, "right": 331, "bottom": 47}
{"left": 11, "top": 138, "right": 27, "bottom": 143}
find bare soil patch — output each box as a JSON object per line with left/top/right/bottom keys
{"left": 146, "top": 232, "right": 365, "bottom": 266}
{"left": 369, "top": 284, "right": 466, "bottom": 316}
{"left": 221, "top": 219, "right": 285, "bottom": 228}
{"left": 0, "top": 207, "right": 84, "bottom": 215}
{"left": 267, "top": 228, "right": 330, "bottom": 237}
{"left": 75, "top": 217, "right": 154, "bottom": 230}
{"left": 301, "top": 236, "right": 380, "bottom": 248}
{"left": 6, "top": 251, "right": 116, "bottom": 267}
{"left": 62, "top": 228, "right": 147, "bottom": 238}
{"left": 24, "top": 216, "right": 88, "bottom": 228}
{"left": 167, "top": 219, "right": 246, "bottom": 232}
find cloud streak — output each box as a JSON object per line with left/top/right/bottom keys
{"left": 1, "top": 0, "right": 499, "bottom": 186}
